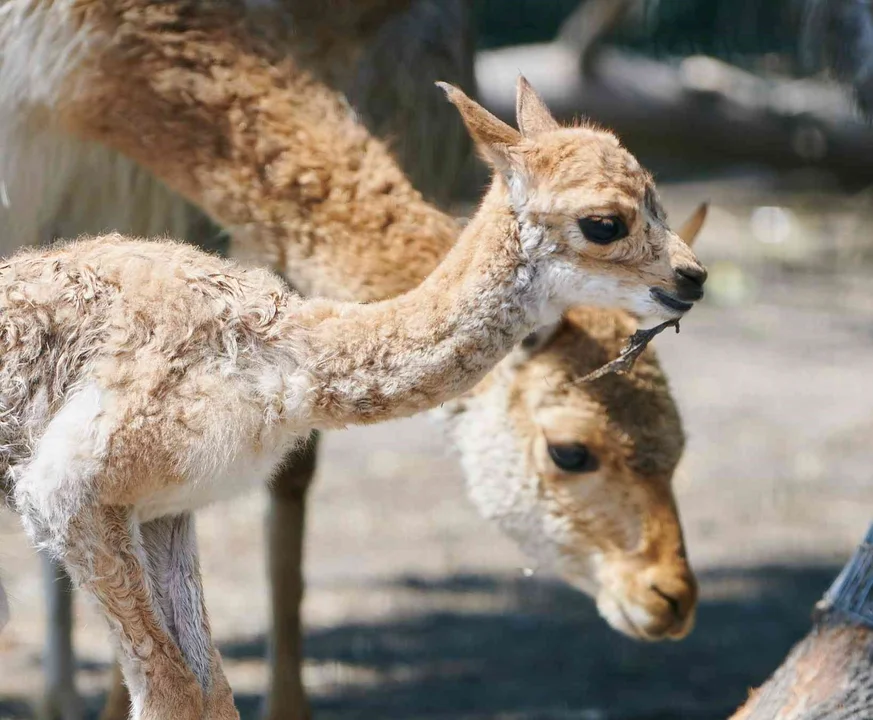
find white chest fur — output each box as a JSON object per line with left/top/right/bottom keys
{"left": 136, "top": 428, "right": 299, "bottom": 522}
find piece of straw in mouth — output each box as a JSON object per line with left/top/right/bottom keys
{"left": 578, "top": 319, "right": 680, "bottom": 383}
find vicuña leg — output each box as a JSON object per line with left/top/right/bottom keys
{"left": 139, "top": 513, "right": 237, "bottom": 720}
{"left": 102, "top": 435, "right": 319, "bottom": 720}
{"left": 39, "top": 553, "right": 84, "bottom": 720}
{"left": 99, "top": 664, "right": 130, "bottom": 720}
{"left": 98, "top": 514, "right": 239, "bottom": 720}
{"left": 13, "top": 387, "right": 202, "bottom": 719}
{"left": 262, "top": 432, "right": 319, "bottom": 720}
{"left": 66, "top": 506, "right": 206, "bottom": 720}
{"left": 21, "top": 498, "right": 205, "bottom": 720}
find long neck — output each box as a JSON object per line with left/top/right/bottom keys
{"left": 56, "top": 0, "right": 458, "bottom": 301}
{"left": 49, "top": 2, "right": 548, "bottom": 427}
{"left": 291, "top": 185, "right": 551, "bottom": 427}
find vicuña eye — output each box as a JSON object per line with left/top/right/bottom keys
{"left": 547, "top": 443, "right": 600, "bottom": 473}
{"left": 577, "top": 216, "right": 628, "bottom": 244}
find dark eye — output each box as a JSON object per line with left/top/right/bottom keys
{"left": 577, "top": 216, "right": 628, "bottom": 244}
{"left": 547, "top": 443, "right": 600, "bottom": 473}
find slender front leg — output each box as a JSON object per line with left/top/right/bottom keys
{"left": 39, "top": 553, "right": 84, "bottom": 720}
{"left": 99, "top": 512, "right": 240, "bottom": 720}
{"left": 59, "top": 505, "right": 204, "bottom": 720}
{"left": 262, "top": 432, "right": 319, "bottom": 720}
{"left": 96, "top": 434, "right": 319, "bottom": 720}
{"left": 139, "top": 513, "right": 238, "bottom": 720}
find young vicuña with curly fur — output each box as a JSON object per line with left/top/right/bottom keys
{"left": 0, "top": 3, "right": 708, "bottom": 719}
{"left": 0, "top": 83, "right": 704, "bottom": 720}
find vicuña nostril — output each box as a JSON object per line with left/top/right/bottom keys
{"left": 676, "top": 264, "right": 707, "bottom": 287}
{"left": 650, "top": 584, "right": 683, "bottom": 619}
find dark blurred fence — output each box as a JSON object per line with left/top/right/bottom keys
{"left": 475, "top": 0, "right": 804, "bottom": 70}
{"left": 474, "top": 0, "right": 579, "bottom": 48}
{"left": 472, "top": 0, "right": 873, "bottom": 185}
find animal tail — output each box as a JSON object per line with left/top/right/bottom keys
{"left": 802, "top": 0, "right": 873, "bottom": 114}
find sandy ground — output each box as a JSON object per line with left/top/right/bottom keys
{"left": 2, "top": 173, "right": 873, "bottom": 719}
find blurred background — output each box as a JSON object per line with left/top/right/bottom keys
{"left": 3, "top": 0, "right": 873, "bottom": 717}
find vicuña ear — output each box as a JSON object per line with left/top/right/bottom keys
{"left": 676, "top": 202, "right": 709, "bottom": 247}
{"left": 516, "top": 75, "right": 560, "bottom": 138}
{"left": 437, "top": 81, "right": 521, "bottom": 171}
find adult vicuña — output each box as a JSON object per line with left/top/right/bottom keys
{"left": 0, "top": 77, "right": 705, "bottom": 719}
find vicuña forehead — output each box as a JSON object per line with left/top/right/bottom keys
{"left": 516, "top": 311, "right": 685, "bottom": 476}
{"left": 524, "top": 128, "right": 652, "bottom": 198}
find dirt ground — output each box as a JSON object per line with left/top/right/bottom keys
{"left": 2, "top": 172, "right": 873, "bottom": 719}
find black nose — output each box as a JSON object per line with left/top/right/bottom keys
{"left": 674, "top": 264, "right": 707, "bottom": 301}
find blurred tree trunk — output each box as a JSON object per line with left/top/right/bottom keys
{"left": 477, "top": 43, "right": 873, "bottom": 183}
{"left": 730, "top": 525, "right": 873, "bottom": 720}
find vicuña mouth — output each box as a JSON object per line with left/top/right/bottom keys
{"left": 650, "top": 287, "right": 694, "bottom": 313}
{"left": 614, "top": 600, "right": 658, "bottom": 642}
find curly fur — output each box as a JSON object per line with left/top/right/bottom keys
{"left": 0, "top": 73, "right": 705, "bottom": 716}
{"left": 0, "top": 2, "right": 707, "bottom": 715}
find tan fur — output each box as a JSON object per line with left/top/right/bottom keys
{"left": 271, "top": 0, "right": 475, "bottom": 205}
{"left": 503, "top": 307, "right": 695, "bottom": 637}
{"left": 51, "top": 0, "right": 457, "bottom": 301}
{"left": 0, "top": 89, "right": 705, "bottom": 720}
{"left": 0, "top": 3, "right": 708, "bottom": 716}
{"left": 36, "top": 0, "right": 703, "bottom": 313}
{"left": 516, "top": 75, "right": 562, "bottom": 137}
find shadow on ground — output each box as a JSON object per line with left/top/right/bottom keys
{"left": 0, "top": 565, "right": 839, "bottom": 720}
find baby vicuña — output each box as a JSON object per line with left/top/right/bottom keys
{"left": 0, "top": 79, "right": 705, "bottom": 720}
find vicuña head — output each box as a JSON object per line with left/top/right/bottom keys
{"left": 439, "top": 77, "right": 707, "bottom": 322}
{"left": 443, "top": 308, "right": 695, "bottom": 641}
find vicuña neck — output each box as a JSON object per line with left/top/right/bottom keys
{"left": 62, "top": 1, "right": 457, "bottom": 301}
{"left": 292, "top": 184, "right": 551, "bottom": 427}
{"left": 55, "top": 3, "right": 558, "bottom": 428}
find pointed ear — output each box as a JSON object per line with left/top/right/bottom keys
{"left": 437, "top": 81, "right": 521, "bottom": 171}
{"left": 676, "top": 202, "right": 708, "bottom": 247}
{"left": 516, "top": 75, "right": 560, "bottom": 138}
